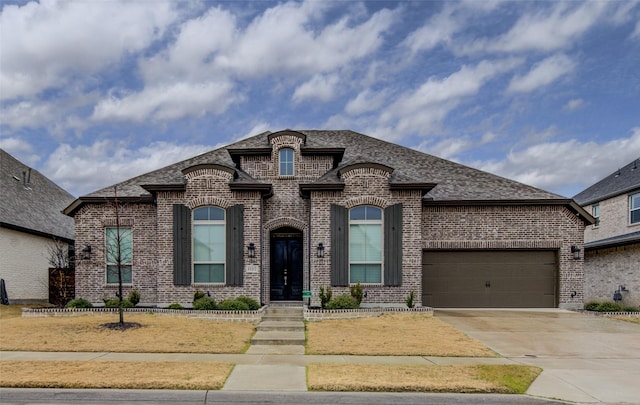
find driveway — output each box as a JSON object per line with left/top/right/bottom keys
{"left": 436, "top": 309, "right": 640, "bottom": 404}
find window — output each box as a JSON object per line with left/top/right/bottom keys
{"left": 631, "top": 193, "right": 640, "bottom": 224}
{"left": 193, "top": 206, "right": 225, "bottom": 283}
{"left": 106, "top": 227, "right": 132, "bottom": 284}
{"left": 349, "top": 205, "right": 382, "bottom": 284}
{"left": 279, "top": 148, "right": 294, "bottom": 176}
{"left": 592, "top": 204, "right": 600, "bottom": 227}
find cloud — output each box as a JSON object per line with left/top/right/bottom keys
{"left": 345, "top": 89, "right": 389, "bottom": 115}
{"left": 292, "top": 74, "right": 340, "bottom": 104}
{"left": 41, "top": 140, "right": 214, "bottom": 196}
{"left": 633, "top": 19, "right": 640, "bottom": 39}
{"left": 459, "top": 2, "right": 607, "bottom": 54}
{"left": 473, "top": 127, "right": 640, "bottom": 196}
{"left": 0, "top": 0, "right": 177, "bottom": 101}
{"left": 564, "top": 98, "right": 586, "bottom": 111}
{"left": 507, "top": 54, "right": 575, "bottom": 94}
{"left": 380, "top": 58, "right": 523, "bottom": 136}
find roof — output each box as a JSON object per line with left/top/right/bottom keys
{"left": 573, "top": 158, "right": 640, "bottom": 206}
{"left": 65, "top": 130, "right": 589, "bottom": 220}
{"left": 1, "top": 149, "right": 75, "bottom": 242}
{"left": 585, "top": 231, "right": 640, "bottom": 250}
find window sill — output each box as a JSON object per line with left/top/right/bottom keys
{"left": 192, "top": 283, "right": 225, "bottom": 286}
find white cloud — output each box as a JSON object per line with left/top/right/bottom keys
{"left": 473, "top": 128, "right": 640, "bottom": 196}
{"left": 292, "top": 74, "right": 340, "bottom": 104}
{"left": 417, "top": 138, "right": 472, "bottom": 160}
{"left": 345, "top": 89, "right": 389, "bottom": 116}
{"left": 507, "top": 54, "right": 575, "bottom": 94}
{"left": 0, "top": 0, "right": 177, "bottom": 100}
{"left": 42, "top": 140, "right": 214, "bottom": 196}
{"left": 632, "top": 19, "right": 640, "bottom": 39}
{"left": 402, "top": 7, "right": 459, "bottom": 54}
{"left": 380, "top": 58, "right": 523, "bottom": 136}
{"left": 564, "top": 98, "right": 585, "bottom": 111}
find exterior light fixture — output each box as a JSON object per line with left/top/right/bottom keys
{"left": 81, "top": 245, "right": 92, "bottom": 260}
{"left": 248, "top": 243, "right": 256, "bottom": 258}
{"left": 571, "top": 245, "right": 581, "bottom": 260}
{"left": 317, "top": 243, "right": 325, "bottom": 258}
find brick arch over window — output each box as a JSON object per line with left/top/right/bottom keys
{"left": 262, "top": 217, "right": 309, "bottom": 303}
{"left": 186, "top": 196, "right": 231, "bottom": 209}
{"left": 345, "top": 196, "right": 389, "bottom": 209}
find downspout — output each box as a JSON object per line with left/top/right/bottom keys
{"left": 307, "top": 195, "right": 312, "bottom": 306}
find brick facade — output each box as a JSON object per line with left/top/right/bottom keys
{"left": 585, "top": 193, "right": 640, "bottom": 243}
{"left": 585, "top": 243, "right": 640, "bottom": 307}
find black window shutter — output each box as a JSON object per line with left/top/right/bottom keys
{"left": 384, "top": 203, "right": 403, "bottom": 286}
{"left": 173, "top": 204, "right": 191, "bottom": 285}
{"left": 226, "top": 204, "right": 244, "bottom": 286}
{"left": 330, "top": 204, "right": 349, "bottom": 286}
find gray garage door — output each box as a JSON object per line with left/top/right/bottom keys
{"left": 422, "top": 250, "right": 557, "bottom": 308}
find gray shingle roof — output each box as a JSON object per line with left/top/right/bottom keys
{"left": 77, "top": 130, "right": 565, "bottom": 204}
{"left": 1, "top": 149, "right": 75, "bottom": 241}
{"left": 585, "top": 231, "right": 640, "bottom": 250}
{"left": 573, "top": 158, "right": 640, "bottom": 206}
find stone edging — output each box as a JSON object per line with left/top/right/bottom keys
{"left": 304, "top": 306, "right": 433, "bottom": 321}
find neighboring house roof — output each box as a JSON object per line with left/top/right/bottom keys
{"left": 585, "top": 231, "right": 640, "bottom": 250}
{"left": 0, "top": 149, "right": 75, "bottom": 242}
{"left": 573, "top": 158, "right": 640, "bottom": 206}
{"left": 64, "top": 130, "right": 590, "bottom": 221}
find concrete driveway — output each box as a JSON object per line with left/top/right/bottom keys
{"left": 436, "top": 309, "right": 640, "bottom": 404}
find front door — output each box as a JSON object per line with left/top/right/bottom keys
{"left": 270, "top": 228, "right": 303, "bottom": 301}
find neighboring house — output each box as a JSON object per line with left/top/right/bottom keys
{"left": 64, "top": 130, "right": 592, "bottom": 309}
{"left": 573, "top": 158, "right": 640, "bottom": 307}
{"left": 0, "top": 149, "right": 75, "bottom": 303}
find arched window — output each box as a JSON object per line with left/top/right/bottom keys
{"left": 279, "top": 148, "right": 294, "bottom": 176}
{"left": 193, "top": 206, "right": 225, "bottom": 283}
{"left": 349, "top": 205, "right": 382, "bottom": 283}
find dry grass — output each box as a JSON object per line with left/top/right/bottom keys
{"left": 0, "top": 360, "right": 232, "bottom": 389}
{"left": 0, "top": 312, "right": 255, "bottom": 353}
{"left": 0, "top": 304, "right": 51, "bottom": 319}
{"left": 611, "top": 315, "right": 640, "bottom": 324}
{"left": 307, "top": 364, "right": 541, "bottom": 394}
{"left": 306, "top": 313, "right": 495, "bottom": 356}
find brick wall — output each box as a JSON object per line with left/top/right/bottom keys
{"left": 585, "top": 193, "right": 640, "bottom": 243}
{"left": 585, "top": 243, "right": 640, "bottom": 307}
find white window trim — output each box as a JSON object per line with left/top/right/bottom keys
{"left": 105, "top": 227, "right": 133, "bottom": 285}
{"left": 348, "top": 206, "right": 383, "bottom": 285}
{"left": 630, "top": 193, "right": 640, "bottom": 225}
{"left": 278, "top": 148, "right": 295, "bottom": 177}
{"left": 192, "top": 207, "right": 226, "bottom": 284}
{"left": 592, "top": 203, "right": 600, "bottom": 228}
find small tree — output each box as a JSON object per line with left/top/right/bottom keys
{"left": 105, "top": 186, "right": 132, "bottom": 325}
{"left": 47, "top": 238, "right": 74, "bottom": 307}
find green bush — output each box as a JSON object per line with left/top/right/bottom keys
{"left": 350, "top": 282, "right": 363, "bottom": 306}
{"left": 319, "top": 286, "right": 332, "bottom": 309}
{"left": 597, "top": 302, "right": 622, "bottom": 312}
{"left": 104, "top": 298, "right": 134, "bottom": 308}
{"left": 235, "top": 296, "right": 260, "bottom": 310}
{"left": 405, "top": 290, "right": 416, "bottom": 308}
{"left": 127, "top": 289, "right": 140, "bottom": 306}
{"left": 622, "top": 306, "right": 639, "bottom": 312}
{"left": 326, "top": 294, "right": 359, "bottom": 309}
{"left": 65, "top": 298, "right": 93, "bottom": 309}
{"left": 193, "top": 290, "right": 206, "bottom": 301}
{"left": 217, "top": 299, "right": 250, "bottom": 311}
{"left": 193, "top": 296, "right": 217, "bottom": 310}
{"left": 167, "top": 303, "right": 184, "bottom": 310}
{"left": 584, "top": 301, "right": 600, "bottom": 311}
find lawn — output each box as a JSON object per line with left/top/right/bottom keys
{"left": 306, "top": 313, "right": 496, "bottom": 357}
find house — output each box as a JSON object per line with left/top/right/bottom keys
{"left": 64, "top": 130, "right": 592, "bottom": 309}
{"left": 0, "top": 149, "right": 75, "bottom": 303}
{"left": 573, "top": 158, "right": 640, "bottom": 307}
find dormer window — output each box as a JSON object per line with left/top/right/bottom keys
{"left": 279, "top": 148, "right": 294, "bottom": 176}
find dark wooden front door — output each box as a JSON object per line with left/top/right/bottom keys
{"left": 270, "top": 228, "right": 303, "bottom": 301}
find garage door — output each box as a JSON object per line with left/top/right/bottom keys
{"left": 422, "top": 250, "right": 557, "bottom": 308}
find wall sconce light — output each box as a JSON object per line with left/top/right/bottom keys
{"left": 248, "top": 243, "right": 256, "bottom": 258}
{"left": 571, "top": 245, "right": 581, "bottom": 260}
{"left": 317, "top": 243, "right": 325, "bottom": 258}
{"left": 81, "top": 245, "right": 91, "bottom": 260}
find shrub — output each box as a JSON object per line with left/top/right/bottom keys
{"left": 193, "top": 296, "right": 217, "bottom": 310}
{"left": 235, "top": 296, "right": 260, "bottom": 310}
{"left": 584, "top": 301, "right": 600, "bottom": 311}
{"left": 167, "top": 303, "right": 183, "bottom": 310}
{"left": 65, "top": 298, "right": 93, "bottom": 309}
{"left": 597, "top": 302, "right": 622, "bottom": 312}
{"left": 350, "top": 282, "right": 363, "bottom": 306}
{"left": 217, "top": 299, "right": 250, "bottom": 311}
{"left": 193, "top": 290, "right": 206, "bottom": 301}
{"left": 319, "top": 286, "right": 332, "bottom": 309}
{"left": 326, "top": 294, "right": 359, "bottom": 310}
{"left": 622, "top": 306, "right": 639, "bottom": 312}
{"left": 127, "top": 289, "right": 141, "bottom": 306}
{"left": 104, "top": 298, "right": 134, "bottom": 308}
{"left": 405, "top": 290, "right": 416, "bottom": 308}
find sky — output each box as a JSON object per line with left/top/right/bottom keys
{"left": 1, "top": 0, "right": 639, "bottom": 199}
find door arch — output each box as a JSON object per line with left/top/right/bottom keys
{"left": 270, "top": 227, "right": 303, "bottom": 301}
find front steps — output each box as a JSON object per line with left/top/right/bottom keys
{"left": 250, "top": 303, "right": 305, "bottom": 346}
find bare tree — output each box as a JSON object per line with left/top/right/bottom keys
{"left": 105, "top": 186, "right": 132, "bottom": 325}
{"left": 47, "top": 238, "right": 74, "bottom": 307}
